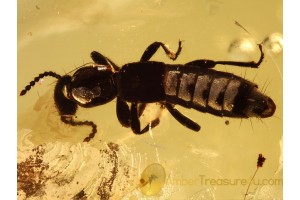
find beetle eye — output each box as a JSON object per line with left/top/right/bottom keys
{"left": 90, "top": 86, "right": 101, "bottom": 97}
{"left": 72, "top": 86, "right": 101, "bottom": 104}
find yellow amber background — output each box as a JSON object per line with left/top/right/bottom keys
{"left": 18, "top": 0, "right": 282, "bottom": 199}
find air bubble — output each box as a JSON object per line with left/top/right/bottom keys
{"left": 228, "top": 38, "right": 257, "bottom": 61}
{"left": 139, "top": 163, "right": 166, "bottom": 196}
{"left": 262, "top": 32, "right": 283, "bottom": 54}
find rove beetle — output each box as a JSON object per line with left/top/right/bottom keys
{"left": 20, "top": 41, "right": 276, "bottom": 142}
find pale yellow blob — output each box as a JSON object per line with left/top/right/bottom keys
{"left": 139, "top": 163, "right": 166, "bottom": 196}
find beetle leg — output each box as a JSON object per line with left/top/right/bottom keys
{"left": 137, "top": 103, "right": 147, "bottom": 117}
{"left": 61, "top": 116, "right": 97, "bottom": 142}
{"left": 130, "top": 102, "right": 160, "bottom": 134}
{"left": 117, "top": 100, "right": 157, "bottom": 133}
{"left": 140, "top": 40, "right": 183, "bottom": 62}
{"left": 140, "top": 118, "right": 160, "bottom": 134}
{"left": 165, "top": 103, "right": 201, "bottom": 131}
{"left": 185, "top": 60, "right": 217, "bottom": 68}
{"left": 90, "top": 51, "right": 120, "bottom": 71}
{"left": 130, "top": 102, "right": 142, "bottom": 134}
{"left": 185, "top": 44, "right": 264, "bottom": 69}
{"left": 116, "top": 97, "right": 131, "bottom": 127}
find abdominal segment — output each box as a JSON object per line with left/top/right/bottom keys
{"left": 164, "top": 66, "right": 256, "bottom": 118}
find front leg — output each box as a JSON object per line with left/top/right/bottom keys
{"left": 90, "top": 51, "right": 120, "bottom": 71}
{"left": 116, "top": 97, "right": 131, "bottom": 127}
{"left": 116, "top": 98, "right": 147, "bottom": 128}
{"left": 140, "top": 40, "right": 183, "bottom": 62}
{"left": 130, "top": 102, "right": 160, "bottom": 134}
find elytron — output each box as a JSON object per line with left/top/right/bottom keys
{"left": 20, "top": 41, "right": 276, "bottom": 142}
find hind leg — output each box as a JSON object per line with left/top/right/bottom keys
{"left": 165, "top": 103, "right": 200, "bottom": 131}
{"left": 185, "top": 44, "right": 264, "bottom": 69}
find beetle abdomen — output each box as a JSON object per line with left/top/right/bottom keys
{"left": 164, "top": 65, "right": 274, "bottom": 118}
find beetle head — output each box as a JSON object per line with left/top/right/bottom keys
{"left": 65, "top": 65, "right": 117, "bottom": 107}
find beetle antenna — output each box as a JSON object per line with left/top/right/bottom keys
{"left": 65, "top": 62, "right": 94, "bottom": 75}
{"left": 20, "top": 71, "right": 61, "bottom": 96}
{"left": 47, "top": 62, "right": 95, "bottom": 86}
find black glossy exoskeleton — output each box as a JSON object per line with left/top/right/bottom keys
{"left": 20, "top": 41, "right": 276, "bottom": 142}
